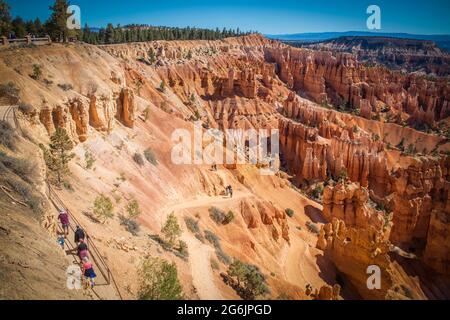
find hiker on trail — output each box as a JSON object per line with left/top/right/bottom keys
{"left": 77, "top": 238, "right": 89, "bottom": 261}
{"left": 74, "top": 226, "right": 86, "bottom": 244}
{"left": 58, "top": 210, "right": 70, "bottom": 237}
{"left": 82, "top": 257, "right": 97, "bottom": 288}
{"left": 225, "top": 185, "right": 233, "bottom": 198}
{"left": 57, "top": 235, "right": 65, "bottom": 249}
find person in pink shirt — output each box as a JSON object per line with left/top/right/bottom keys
{"left": 82, "top": 257, "right": 96, "bottom": 288}
{"left": 58, "top": 210, "right": 70, "bottom": 237}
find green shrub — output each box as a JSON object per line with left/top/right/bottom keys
{"left": 211, "top": 258, "right": 220, "bottom": 271}
{"left": 227, "top": 259, "right": 269, "bottom": 300}
{"left": 0, "top": 152, "right": 35, "bottom": 183}
{"left": 30, "top": 64, "right": 42, "bottom": 80}
{"left": 126, "top": 199, "right": 141, "bottom": 219}
{"left": 306, "top": 221, "right": 320, "bottom": 234}
{"left": 133, "top": 152, "right": 145, "bottom": 166}
{"left": 162, "top": 212, "right": 182, "bottom": 246}
{"left": 93, "top": 194, "right": 114, "bottom": 222}
{"left": 223, "top": 211, "right": 235, "bottom": 224}
{"left": 209, "top": 206, "right": 226, "bottom": 225}
{"left": 148, "top": 234, "right": 172, "bottom": 251}
{"left": 18, "top": 103, "right": 34, "bottom": 115}
{"left": 0, "top": 82, "right": 20, "bottom": 103}
{"left": 184, "top": 217, "right": 200, "bottom": 234}
{"left": 144, "top": 148, "right": 158, "bottom": 165}
{"left": 3, "top": 174, "right": 42, "bottom": 214}
{"left": 57, "top": 83, "right": 73, "bottom": 91}
{"left": 285, "top": 208, "right": 294, "bottom": 218}
{"left": 119, "top": 215, "right": 140, "bottom": 236}
{"left": 138, "top": 257, "right": 184, "bottom": 300}
{"left": 0, "top": 121, "right": 16, "bottom": 150}
{"left": 84, "top": 148, "right": 95, "bottom": 169}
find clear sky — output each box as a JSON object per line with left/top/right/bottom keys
{"left": 6, "top": 0, "right": 450, "bottom": 35}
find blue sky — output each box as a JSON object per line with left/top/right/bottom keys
{"left": 6, "top": 0, "right": 450, "bottom": 35}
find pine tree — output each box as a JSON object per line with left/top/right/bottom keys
{"left": 138, "top": 257, "right": 183, "bottom": 300}
{"left": 0, "top": 0, "right": 12, "bottom": 37}
{"left": 46, "top": 0, "right": 70, "bottom": 42}
{"left": 105, "top": 23, "right": 114, "bottom": 44}
{"left": 34, "top": 18, "right": 44, "bottom": 36}
{"left": 12, "top": 16, "right": 26, "bottom": 38}
{"left": 40, "top": 128, "right": 75, "bottom": 184}
{"left": 161, "top": 212, "right": 181, "bottom": 246}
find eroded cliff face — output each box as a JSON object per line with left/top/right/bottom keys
{"left": 2, "top": 34, "right": 449, "bottom": 300}
{"left": 266, "top": 46, "right": 450, "bottom": 128}
{"left": 322, "top": 182, "right": 387, "bottom": 230}
{"left": 300, "top": 37, "right": 450, "bottom": 76}
{"left": 317, "top": 218, "right": 394, "bottom": 299}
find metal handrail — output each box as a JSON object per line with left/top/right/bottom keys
{"left": 46, "top": 182, "right": 123, "bottom": 299}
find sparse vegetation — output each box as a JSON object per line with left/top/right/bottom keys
{"left": 223, "top": 211, "right": 235, "bottom": 224}
{"left": 138, "top": 257, "right": 183, "bottom": 300}
{"left": 84, "top": 148, "right": 95, "bottom": 169}
{"left": 133, "top": 152, "right": 145, "bottom": 166}
{"left": 18, "top": 103, "right": 34, "bottom": 115}
{"left": 306, "top": 221, "right": 320, "bottom": 234}
{"left": 126, "top": 199, "right": 141, "bottom": 219}
{"left": 162, "top": 212, "right": 182, "bottom": 246}
{"left": 158, "top": 81, "right": 166, "bottom": 93}
{"left": 184, "top": 217, "right": 200, "bottom": 234}
{"left": 209, "top": 206, "right": 226, "bottom": 225}
{"left": 0, "top": 82, "right": 20, "bottom": 104}
{"left": 57, "top": 83, "right": 73, "bottom": 91}
{"left": 285, "top": 208, "right": 294, "bottom": 218}
{"left": 143, "top": 106, "right": 151, "bottom": 122}
{"left": 30, "top": 64, "right": 42, "bottom": 80}
{"left": 204, "top": 230, "right": 231, "bottom": 265}
{"left": 226, "top": 259, "right": 269, "bottom": 300}
{"left": 93, "top": 194, "right": 114, "bottom": 223}
{"left": 0, "top": 120, "right": 16, "bottom": 150}
{"left": 119, "top": 215, "right": 140, "bottom": 236}
{"left": 396, "top": 138, "right": 405, "bottom": 151}
{"left": 144, "top": 148, "right": 158, "bottom": 165}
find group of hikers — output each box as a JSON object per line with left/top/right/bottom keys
{"left": 57, "top": 210, "right": 97, "bottom": 289}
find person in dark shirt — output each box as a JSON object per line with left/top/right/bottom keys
{"left": 74, "top": 226, "right": 86, "bottom": 244}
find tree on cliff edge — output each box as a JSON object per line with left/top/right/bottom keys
{"left": 0, "top": 0, "right": 12, "bottom": 37}
{"left": 46, "top": 0, "right": 70, "bottom": 42}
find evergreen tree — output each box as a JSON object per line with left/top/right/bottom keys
{"left": 40, "top": 128, "right": 75, "bottom": 184}
{"left": 161, "top": 212, "right": 181, "bottom": 246}
{"left": 105, "top": 23, "right": 114, "bottom": 44}
{"left": 34, "top": 18, "right": 44, "bottom": 36}
{"left": 138, "top": 257, "right": 183, "bottom": 300}
{"left": 25, "top": 20, "right": 36, "bottom": 36}
{"left": 12, "top": 16, "right": 26, "bottom": 38}
{"left": 46, "top": 0, "right": 70, "bottom": 42}
{"left": 0, "top": 0, "right": 12, "bottom": 37}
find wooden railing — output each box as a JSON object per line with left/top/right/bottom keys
{"left": 1, "top": 35, "right": 52, "bottom": 46}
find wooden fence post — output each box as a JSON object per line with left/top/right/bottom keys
{"left": 1, "top": 36, "right": 8, "bottom": 46}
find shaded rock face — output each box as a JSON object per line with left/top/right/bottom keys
{"left": 389, "top": 156, "right": 450, "bottom": 274}
{"left": 317, "top": 218, "right": 394, "bottom": 300}
{"left": 279, "top": 95, "right": 385, "bottom": 187}
{"left": 265, "top": 46, "right": 450, "bottom": 127}
{"left": 116, "top": 87, "right": 135, "bottom": 128}
{"left": 323, "top": 182, "right": 386, "bottom": 230}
